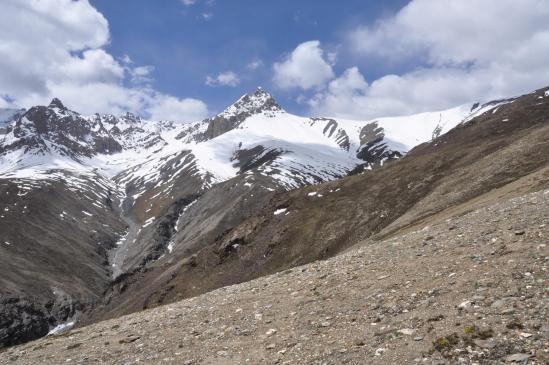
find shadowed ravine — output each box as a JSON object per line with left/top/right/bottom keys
{"left": 109, "top": 212, "right": 141, "bottom": 279}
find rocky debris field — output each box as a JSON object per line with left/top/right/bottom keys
{"left": 1, "top": 189, "right": 547, "bottom": 364}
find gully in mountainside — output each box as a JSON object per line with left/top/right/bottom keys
{"left": 108, "top": 190, "right": 142, "bottom": 279}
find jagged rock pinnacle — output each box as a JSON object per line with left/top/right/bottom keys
{"left": 48, "top": 98, "right": 66, "bottom": 110}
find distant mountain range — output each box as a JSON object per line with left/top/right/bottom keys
{"left": 0, "top": 86, "right": 528, "bottom": 347}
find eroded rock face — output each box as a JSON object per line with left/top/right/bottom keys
{"left": 231, "top": 146, "right": 284, "bottom": 174}
{"left": 314, "top": 118, "right": 351, "bottom": 151}
{"left": 0, "top": 295, "right": 84, "bottom": 347}
{"left": 0, "top": 298, "right": 50, "bottom": 347}
{"left": 356, "top": 122, "right": 402, "bottom": 165}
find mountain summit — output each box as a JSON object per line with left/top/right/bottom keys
{"left": 48, "top": 98, "right": 66, "bottom": 110}
{"left": 220, "top": 87, "right": 282, "bottom": 118}
{"left": 200, "top": 88, "right": 283, "bottom": 140}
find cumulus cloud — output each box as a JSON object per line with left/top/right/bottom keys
{"left": 310, "top": 66, "right": 490, "bottom": 119}
{"left": 57, "top": 49, "right": 125, "bottom": 85}
{"left": 180, "top": 0, "right": 197, "bottom": 6}
{"left": 205, "top": 71, "right": 240, "bottom": 87}
{"left": 0, "top": 0, "right": 208, "bottom": 122}
{"left": 147, "top": 95, "right": 208, "bottom": 122}
{"left": 312, "top": 0, "right": 549, "bottom": 119}
{"left": 349, "top": 0, "right": 549, "bottom": 67}
{"left": 273, "top": 40, "right": 335, "bottom": 90}
{"left": 308, "top": 67, "right": 369, "bottom": 118}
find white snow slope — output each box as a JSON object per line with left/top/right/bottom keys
{"left": 0, "top": 89, "right": 506, "bottom": 194}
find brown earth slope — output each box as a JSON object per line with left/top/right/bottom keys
{"left": 0, "top": 172, "right": 125, "bottom": 346}
{"left": 85, "top": 86, "right": 549, "bottom": 324}
{"left": 1, "top": 187, "right": 547, "bottom": 364}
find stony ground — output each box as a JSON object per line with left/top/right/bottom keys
{"left": 1, "top": 189, "right": 547, "bottom": 364}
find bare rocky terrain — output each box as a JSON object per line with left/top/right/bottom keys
{"left": 1, "top": 188, "right": 547, "bottom": 364}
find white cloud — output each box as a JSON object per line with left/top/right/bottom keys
{"left": 272, "top": 40, "right": 335, "bottom": 90}
{"left": 314, "top": 0, "right": 549, "bottom": 119}
{"left": 202, "top": 12, "right": 213, "bottom": 20}
{"left": 57, "top": 49, "right": 125, "bottom": 85}
{"left": 349, "top": 0, "right": 549, "bottom": 68}
{"left": 0, "top": 0, "right": 109, "bottom": 97}
{"left": 247, "top": 59, "right": 264, "bottom": 71}
{"left": 120, "top": 54, "right": 133, "bottom": 64}
{"left": 310, "top": 66, "right": 488, "bottom": 119}
{"left": 147, "top": 95, "right": 208, "bottom": 122}
{"left": 130, "top": 65, "right": 155, "bottom": 85}
{"left": 205, "top": 71, "right": 240, "bottom": 87}
{"left": 0, "top": 0, "right": 209, "bottom": 122}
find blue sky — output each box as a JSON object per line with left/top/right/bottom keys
{"left": 1, "top": 0, "right": 548, "bottom": 121}
{"left": 91, "top": 0, "right": 409, "bottom": 114}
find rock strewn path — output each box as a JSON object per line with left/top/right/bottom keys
{"left": 1, "top": 190, "right": 548, "bottom": 364}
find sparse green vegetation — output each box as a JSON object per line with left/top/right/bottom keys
{"left": 433, "top": 333, "right": 459, "bottom": 351}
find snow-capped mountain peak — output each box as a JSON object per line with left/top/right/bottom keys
{"left": 198, "top": 88, "right": 284, "bottom": 141}
{"left": 219, "top": 87, "right": 282, "bottom": 119}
